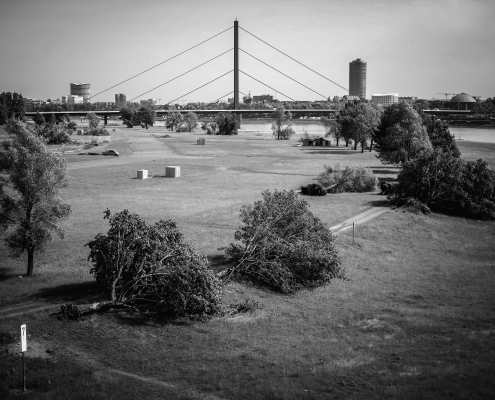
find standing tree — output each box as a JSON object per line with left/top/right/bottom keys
{"left": 120, "top": 104, "right": 138, "bottom": 128}
{"left": 138, "top": 106, "right": 156, "bottom": 129}
{"left": 166, "top": 111, "right": 183, "bottom": 131}
{"left": 183, "top": 112, "right": 199, "bottom": 132}
{"left": 214, "top": 112, "right": 240, "bottom": 135}
{"left": 33, "top": 112, "right": 46, "bottom": 126}
{"left": 271, "top": 107, "right": 294, "bottom": 140}
{"left": 0, "top": 121, "right": 71, "bottom": 276}
{"left": 421, "top": 114, "right": 460, "bottom": 157}
{"left": 0, "top": 92, "right": 25, "bottom": 124}
{"left": 321, "top": 117, "right": 341, "bottom": 146}
{"left": 373, "top": 102, "right": 432, "bottom": 165}
{"left": 86, "top": 112, "right": 100, "bottom": 131}
{"left": 337, "top": 103, "right": 381, "bottom": 152}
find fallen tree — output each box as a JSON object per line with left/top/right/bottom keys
{"left": 220, "top": 190, "right": 343, "bottom": 293}
{"left": 63, "top": 209, "right": 223, "bottom": 319}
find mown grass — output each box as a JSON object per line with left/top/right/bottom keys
{"left": 0, "top": 125, "right": 494, "bottom": 399}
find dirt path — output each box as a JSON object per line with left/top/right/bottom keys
{"left": 329, "top": 205, "right": 392, "bottom": 234}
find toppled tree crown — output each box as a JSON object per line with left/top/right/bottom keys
{"left": 86, "top": 209, "right": 222, "bottom": 317}
{"left": 223, "top": 190, "right": 342, "bottom": 293}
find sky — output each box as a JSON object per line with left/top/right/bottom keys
{"left": 0, "top": 0, "right": 494, "bottom": 104}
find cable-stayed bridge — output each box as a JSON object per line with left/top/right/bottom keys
{"left": 26, "top": 20, "right": 348, "bottom": 124}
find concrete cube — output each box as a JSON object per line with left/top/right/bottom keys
{"left": 197, "top": 139, "right": 205, "bottom": 145}
{"left": 137, "top": 170, "right": 148, "bottom": 179}
{"left": 165, "top": 166, "right": 180, "bottom": 178}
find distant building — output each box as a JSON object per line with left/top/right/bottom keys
{"left": 349, "top": 58, "right": 367, "bottom": 100}
{"left": 228, "top": 97, "right": 234, "bottom": 104}
{"left": 62, "top": 95, "right": 84, "bottom": 104}
{"left": 140, "top": 99, "right": 156, "bottom": 106}
{"left": 115, "top": 93, "right": 126, "bottom": 105}
{"left": 342, "top": 95, "right": 361, "bottom": 102}
{"left": 253, "top": 94, "right": 273, "bottom": 103}
{"left": 399, "top": 96, "right": 418, "bottom": 105}
{"left": 372, "top": 93, "right": 399, "bottom": 106}
{"left": 70, "top": 83, "right": 90, "bottom": 101}
{"left": 446, "top": 92, "right": 477, "bottom": 111}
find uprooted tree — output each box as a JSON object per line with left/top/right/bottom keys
{"left": 85, "top": 209, "right": 222, "bottom": 317}
{"left": 221, "top": 190, "right": 342, "bottom": 293}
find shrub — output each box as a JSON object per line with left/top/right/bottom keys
{"left": 222, "top": 190, "right": 342, "bottom": 293}
{"left": 391, "top": 149, "right": 495, "bottom": 220}
{"left": 214, "top": 112, "right": 239, "bottom": 135}
{"left": 301, "top": 183, "right": 327, "bottom": 196}
{"left": 86, "top": 209, "right": 222, "bottom": 318}
{"left": 317, "top": 164, "right": 378, "bottom": 193}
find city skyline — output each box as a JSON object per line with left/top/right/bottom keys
{"left": 1, "top": 0, "right": 494, "bottom": 103}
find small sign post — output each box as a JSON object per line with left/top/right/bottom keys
{"left": 21, "top": 324, "right": 26, "bottom": 391}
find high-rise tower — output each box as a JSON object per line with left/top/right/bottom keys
{"left": 349, "top": 59, "right": 366, "bottom": 100}
{"left": 70, "top": 83, "right": 91, "bottom": 101}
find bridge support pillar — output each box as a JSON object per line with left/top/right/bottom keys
{"left": 104, "top": 114, "right": 108, "bottom": 125}
{"left": 234, "top": 19, "right": 239, "bottom": 110}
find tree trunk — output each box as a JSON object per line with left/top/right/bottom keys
{"left": 361, "top": 142, "right": 365, "bottom": 153}
{"left": 354, "top": 139, "right": 358, "bottom": 150}
{"left": 27, "top": 249, "right": 34, "bottom": 277}
{"left": 369, "top": 139, "right": 373, "bottom": 152}
{"left": 336, "top": 138, "right": 340, "bottom": 147}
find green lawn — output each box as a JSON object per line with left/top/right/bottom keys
{"left": 0, "top": 124, "right": 494, "bottom": 399}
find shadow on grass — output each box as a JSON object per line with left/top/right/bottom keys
{"left": 0, "top": 267, "right": 18, "bottom": 282}
{"left": 299, "top": 149, "right": 363, "bottom": 155}
{"left": 366, "top": 198, "right": 393, "bottom": 208}
{"left": 36, "top": 281, "right": 106, "bottom": 304}
{"left": 111, "top": 311, "right": 197, "bottom": 327}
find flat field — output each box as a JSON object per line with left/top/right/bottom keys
{"left": 0, "top": 124, "right": 494, "bottom": 399}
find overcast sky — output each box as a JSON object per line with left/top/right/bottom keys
{"left": 0, "top": 0, "right": 493, "bottom": 103}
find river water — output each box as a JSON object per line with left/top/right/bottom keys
{"left": 239, "top": 123, "right": 495, "bottom": 144}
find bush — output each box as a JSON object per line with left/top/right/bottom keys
{"left": 317, "top": 164, "right": 378, "bottom": 193}
{"left": 391, "top": 149, "right": 495, "bottom": 220}
{"left": 222, "top": 190, "right": 342, "bottom": 293}
{"left": 86, "top": 209, "right": 222, "bottom": 318}
{"left": 214, "top": 112, "right": 239, "bottom": 135}
{"left": 301, "top": 183, "right": 326, "bottom": 196}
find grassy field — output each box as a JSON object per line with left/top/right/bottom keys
{"left": 0, "top": 124, "right": 494, "bottom": 399}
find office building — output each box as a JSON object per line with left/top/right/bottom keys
{"left": 70, "top": 83, "right": 91, "bottom": 101}
{"left": 253, "top": 94, "right": 273, "bottom": 103}
{"left": 62, "top": 95, "right": 84, "bottom": 104}
{"left": 140, "top": 99, "right": 157, "bottom": 106}
{"left": 349, "top": 58, "right": 367, "bottom": 100}
{"left": 372, "top": 93, "right": 399, "bottom": 106}
{"left": 115, "top": 93, "right": 126, "bottom": 105}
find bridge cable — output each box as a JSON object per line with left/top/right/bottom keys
{"left": 206, "top": 91, "right": 234, "bottom": 106}
{"left": 166, "top": 70, "right": 233, "bottom": 105}
{"left": 89, "top": 26, "right": 233, "bottom": 100}
{"left": 240, "top": 48, "right": 327, "bottom": 99}
{"left": 239, "top": 70, "right": 296, "bottom": 101}
{"left": 128, "top": 49, "right": 233, "bottom": 102}
{"left": 239, "top": 26, "right": 348, "bottom": 92}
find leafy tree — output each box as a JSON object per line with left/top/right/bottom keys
{"left": 271, "top": 107, "right": 294, "bottom": 140}
{"left": 0, "top": 120, "right": 71, "bottom": 276}
{"left": 138, "top": 106, "right": 156, "bottom": 129}
{"left": 0, "top": 92, "right": 25, "bottom": 124}
{"left": 201, "top": 122, "right": 218, "bottom": 135}
{"left": 86, "top": 209, "right": 222, "bottom": 317}
{"left": 183, "top": 112, "right": 199, "bottom": 132}
{"left": 222, "top": 190, "right": 342, "bottom": 293}
{"left": 120, "top": 105, "right": 139, "bottom": 128}
{"left": 86, "top": 112, "right": 100, "bottom": 130}
{"left": 337, "top": 103, "right": 381, "bottom": 152}
{"left": 422, "top": 114, "right": 460, "bottom": 157}
{"left": 373, "top": 102, "right": 432, "bottom": 165}
{"left": 166, "top": 111, "right": 183, "bottom": 131}
{"left": 412, "top": 100, "right": 430, "bottom": 113}
{"left": 321, "top": 117, "right": 341, "bottom": 145}
{"left": 33, "top": 112, "right": 45, "bottom": 126}
{"left": 391, "top": 149, "right": 495, "bottom": 220}
{"left": 214, "top": 112, "right": 239, "bottom": 135}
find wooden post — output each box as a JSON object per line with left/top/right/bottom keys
{"left": 353, "top": 222, "right": 355, "bottom": 244}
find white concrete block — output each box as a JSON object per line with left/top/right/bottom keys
{"left": 165, "top": 166, "right": 180, "bottom": 178}
{"left": 137, "top": 170, "right": 148, "bottom": 179}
